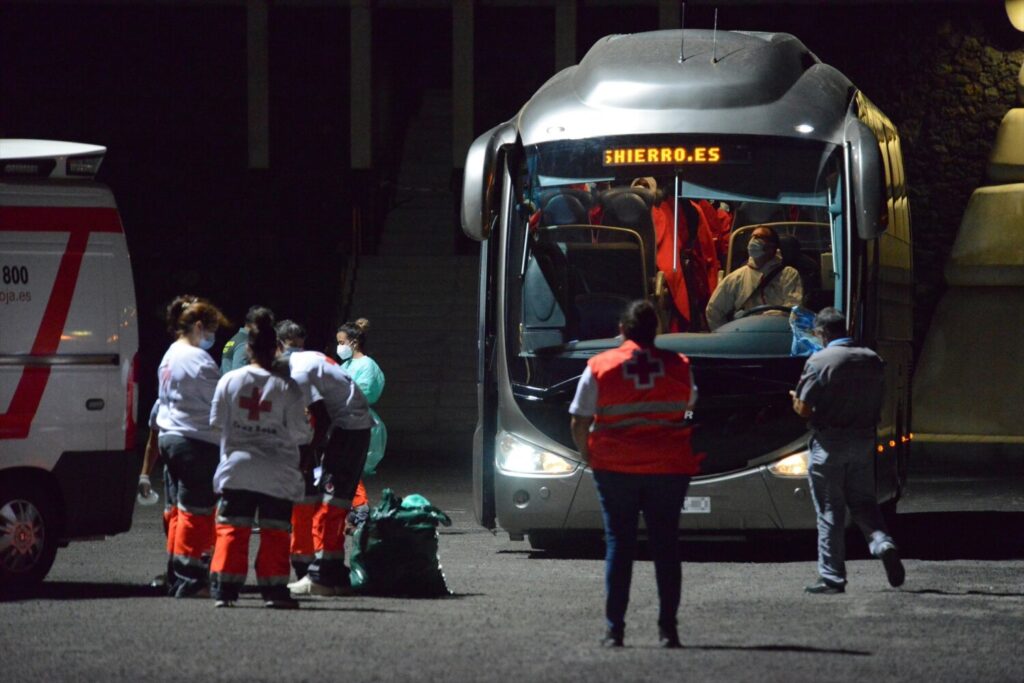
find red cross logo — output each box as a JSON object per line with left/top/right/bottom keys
{"left": 239, "top": 386, "right": 272, "bottom": 421}
{"left": 623, "top": 349, "right": 664, "bottom": 390}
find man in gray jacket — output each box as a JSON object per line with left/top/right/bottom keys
{"left": 790, "top": 307, "right": 905, "bottom": 594}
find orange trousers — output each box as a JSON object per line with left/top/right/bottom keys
{"left": 210, "top": 489, "right": 293, "bottom": 601}
{"left": 293, "top": 479, "right": 369, "bottom": 578}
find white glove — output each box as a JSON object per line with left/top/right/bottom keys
{"left": 137, "top": 475, "right": 159, "bottom": 506}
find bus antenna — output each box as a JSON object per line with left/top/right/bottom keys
{"left": 678, "top": 2, "right": 686, "bottom": 63}
{"left": 712, "top": 8, "right": 719, "bottom": 63}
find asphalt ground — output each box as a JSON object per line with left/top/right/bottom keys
{"left": 2, "top": 451, "right": 1022, "bottom": 683}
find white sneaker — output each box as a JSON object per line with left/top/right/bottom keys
{"left": 288, "top": 575, "right": 337, "bottom": 597}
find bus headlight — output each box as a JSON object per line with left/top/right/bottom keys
{"left": 768, "top": 450, "right": 810, "bottom": 478}
{"left": 497, "top": 433, "right": 578, "bottom": 475}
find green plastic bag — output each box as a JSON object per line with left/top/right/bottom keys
{"left": 348, "top": 488, "right": 452, "bottom": 597}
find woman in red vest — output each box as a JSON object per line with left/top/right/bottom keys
{"left": 569, "top": 300, "right": 701, "bottom": 648}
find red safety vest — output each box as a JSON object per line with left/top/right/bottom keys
{"left": 587, "top": 340, "right": 702, "bottom": 474}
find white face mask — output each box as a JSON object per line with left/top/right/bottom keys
{"left": 337, "top": 344, "right": 353, "bottom": 361}
{"left": 747, "top": 238, "right": 768, "bottom": 260}
{"left": 199, "top": 331, "right": 216, "bottom": 350}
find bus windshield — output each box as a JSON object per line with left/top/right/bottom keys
{"left": 507, "top": 135, "right": 844, "bottom": 374}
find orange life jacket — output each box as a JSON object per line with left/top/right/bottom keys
{"left": 587, "top": 340, "right": 702, "bottom": 475}
{"left": 651, "top": 200, "right": 691, "bottom": 323}
{"left": 652, "top": 199, "right": 722, "bottom": 330}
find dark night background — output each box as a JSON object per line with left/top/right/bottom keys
{"left": 2, "top": 1, "right": 1022, "bottom": 451}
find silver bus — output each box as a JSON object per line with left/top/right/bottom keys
{"left": 461, "top": 30, "right": 913, "bottom": 548}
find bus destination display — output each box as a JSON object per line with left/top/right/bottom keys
{"left": 602, "top": 144, "right": 752, "bottom": 167}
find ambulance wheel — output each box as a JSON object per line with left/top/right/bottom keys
{"left": 0, "top": 480, "right": 59, "bottom": 588}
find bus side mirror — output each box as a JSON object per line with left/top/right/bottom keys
{"left": 847, "top": 119, "right": 888, "bottom": 240}
{"left": 461, "top": 122, "right": 517, "bottom": 241}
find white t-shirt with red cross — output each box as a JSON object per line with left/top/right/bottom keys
{"left": 210, "top": 365, "right": 311, "bottom": 501}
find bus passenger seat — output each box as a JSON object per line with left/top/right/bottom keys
{"left": 542, "top": 193, "right": 590, "bottom": 227}
{"left": 598, "top": 188, "right": 657, "bottom": 278}
{"left": 779, "top": 233, "right": 824, "bottom": 308}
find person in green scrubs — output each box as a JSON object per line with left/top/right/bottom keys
{"left": 336, "top": 318, "right": 387, "bottom": 475}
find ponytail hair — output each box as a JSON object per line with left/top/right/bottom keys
{"left": 166, "top": 295, "right": 229, "bottom": 338}
{"left": 620, "top": 299, "right": 659, "bottom": 346}
{"left": 247, "top": 307, "right": 278, "bottom": 370}
{"left": 337, "top": 317, "right": 370, "bottom": 352}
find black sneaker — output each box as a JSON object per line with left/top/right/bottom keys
{"left": 658, "top": 626, "right": 682, "bottom": 649}
{"left": 879, "top": 545, "right": 905, "bottom": 587}
{"left": 601, "top": 629, "right": 624, "bottom": 648}
{"left": 805, "top": 578, "right": 845, "bottom": 594}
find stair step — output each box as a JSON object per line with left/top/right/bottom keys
{"left": 343, "top": 89, "right": 486, "bottom": 456}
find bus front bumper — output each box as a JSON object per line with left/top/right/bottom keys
{"left": 494, "top": 463, "right": 820, "bottom": 538}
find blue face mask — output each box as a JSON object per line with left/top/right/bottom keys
{"left": 199, "top": 332, "right": 216, "bottom": 350}
{"left": 748, "top": 239, "right": 767, "bottom": 260}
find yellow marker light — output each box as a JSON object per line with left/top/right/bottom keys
{"left": 768, "top": 450, "right": 809, "bottom": 478}
{"left": 889, "top": 440, "right": 897, "bottom": 448}
{"left": 876, "top": 445, "right": 885, "bottom": 453}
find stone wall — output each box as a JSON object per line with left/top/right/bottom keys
{"left": 858, "top": 13, "right": 1023, "bottom": 340}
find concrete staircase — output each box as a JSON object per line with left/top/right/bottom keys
{"left": 347, "top": 89, "right": 480, "bottom": 457}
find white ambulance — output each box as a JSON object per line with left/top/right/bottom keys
{"left": 0, "top": 140, "right": 139, "bottom": 587}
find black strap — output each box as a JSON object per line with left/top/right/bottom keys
{"left": 735, "top": 263, "right": 785, "bottom": 313}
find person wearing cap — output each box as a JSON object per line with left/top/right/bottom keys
{"left": 790, "top": 307, "right": 905, "bottom": 594}
{"left": 705, "top": 224, "right": 803, "bottom": 331}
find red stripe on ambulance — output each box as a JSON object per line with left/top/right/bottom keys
{"left": 0, "top": 206, "right": 122, "bottom": 439}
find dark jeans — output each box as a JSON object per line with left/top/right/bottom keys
{"left": 159, "top": 433, "right": 219, "bottom": 596}
{"left": 593, "top": 470, "right": 691, "bottom": 635}
{"left": 307, "top": 427, "right": 370, "bottom": 588}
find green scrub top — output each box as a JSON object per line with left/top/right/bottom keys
{"left": 343, "top": 355, "right": 387, "bottom": 474}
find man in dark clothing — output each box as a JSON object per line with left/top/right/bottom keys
{"left": 220, "top": 306, "right": 270, "bottom": 373}
{"left": 790, "top": 307, "right": 905, "bottom": 594}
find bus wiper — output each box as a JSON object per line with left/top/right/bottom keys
{"left": 511, "top": 376, "right": 582, "bottom": 401}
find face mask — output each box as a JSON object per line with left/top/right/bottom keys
{"left": 747, "top": 239, "right": 768, "bottom": 260}
{"left": 337, "top": 344, "right": 353, "bottom": 361}
{"left": 199, "top": 332, "right": 216, "bottom": 350}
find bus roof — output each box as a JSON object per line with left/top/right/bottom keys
{"left": 516, "top": 30, "right": 856, "bottom": 147}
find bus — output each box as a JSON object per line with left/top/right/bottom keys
{"left": 461, "top": 30, "right": 913, "bottom": 548}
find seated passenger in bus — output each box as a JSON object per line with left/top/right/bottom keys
{"left": 705, "top": 225, "right": 803, "bottom": 331}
